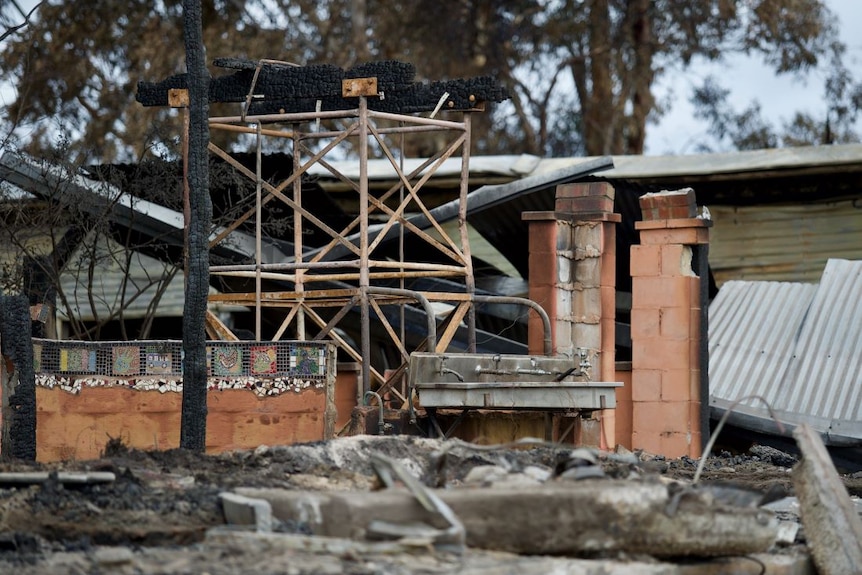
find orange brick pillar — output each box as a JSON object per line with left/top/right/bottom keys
{"left": 524, "top": 182, "right": 620, "bottom": 448}
{"left": 630, "top": 188, "right": 710, "bottom": 458}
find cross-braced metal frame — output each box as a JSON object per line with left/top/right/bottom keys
{"left": 205, "top": 88, "right": 483, "bottom": 406}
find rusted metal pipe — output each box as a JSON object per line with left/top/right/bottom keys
{"left": 359, "top": 96, "right": 371, "bottom": 403}
{"left": 366, "top": 287, "right": 437, "bottom": 352}
{"left": 367, "top": 286, "right": 438, "bottom": 429}
{"left": 363, "top": 390, "right": 386, "bottom": 435}
{"left": 472, "top": 295, "right": 553, "bottom": 356}
{"left": 459, "top": 113, "right": 476, "bottom": 353}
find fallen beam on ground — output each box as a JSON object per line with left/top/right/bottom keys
{"left": 0, "top": 471, "right": 116, "bottom": 486}
{"left": 792, "top": 423, "right": 862, "bottom": 575}
{"left": 237, "top": 480, "right": 779, "bottom": 557}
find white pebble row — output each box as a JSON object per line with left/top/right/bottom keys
{"left": 34, "top": 374, "right": 324, "bottom": 396}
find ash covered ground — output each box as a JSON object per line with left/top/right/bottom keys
{"left": 0, "top": 435, "right": 859, "bottom": 574}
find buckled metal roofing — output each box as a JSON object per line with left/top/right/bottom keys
{"left": 708, "top": 258, "right": 862, "bottom": 445}
{"left": 309, "top": 143, "right": 862, "bottom": 184}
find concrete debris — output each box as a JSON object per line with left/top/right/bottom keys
{"left": 463, "top": 465, "right": 516, "bottom": 486}
{"left": 750, "top": 444, "right": 799, "bottom": 468}
{"left": 553, "top": 447, "right": 607, "bottom": 480}
{"left": 791, "top": 423, "right": 862, "bottom": 575}
{"left": 369, "top": 452, "right": 465, "bottom": 554}
{"left": 202, "top": 529, "right": 663, "bottom": 574}
{"left": 237, "top": 479, "right": 779, "bottom": 558}
{"left": 219, "top": 492, "right": 273, "bottom": 533}
{"left": 462, "top": 464, "right": 550, "bottom": 487}
{"left": 0, "top": 471, "right": 116, "bottom": 486}
{"left": 561, "top": 447, "right": 600, "bottom": 466}
{"left": 133, "top": 470, "right": 196, "bottom": 490}
{"left": 774, "top": 521, "right": 801, "bottom": 546}
{"left": 558, "top": 465, "right": 606, "bottom": 480}
{"left": 92, "top": 546, "right": 134, "bottom": 567}
{"left": 203, "top": 529, "right": 813, "bottom": 575}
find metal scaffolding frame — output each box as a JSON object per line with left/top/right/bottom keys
{"left": 203, "top": 82, "right": 485, "bottom": 406}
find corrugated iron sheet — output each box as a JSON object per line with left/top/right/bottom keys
{"left": 709, "top": 258, "right": 862, "bottom": 444}
{"left": 535, "top": 143, "right": 862, "bottom": 179}
{"left": 709, "top": 201, "right": 862, "bottom": 285}
{"left": 312, "top": 144, "right": 862, "bottom": 184}
{"left": 57, "top": 235, "right": 235, "bottom": 322}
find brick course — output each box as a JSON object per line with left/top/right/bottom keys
{"left": 629, "top": 189, "right": 709, "bottom": 459}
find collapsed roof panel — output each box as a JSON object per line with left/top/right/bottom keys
{"left": 0, "top": 152, "right": 280, "bottom": 266}
{"left": 709, "top": 258, "right": 862, "bottom": 445}
{"left": 304, "top": 157, "right": 615, "bottom": 265}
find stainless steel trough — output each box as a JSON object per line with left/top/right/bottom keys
{"left": 409, "top": 352, "right": 620, "bottom": 411}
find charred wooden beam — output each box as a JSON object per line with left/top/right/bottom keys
{"left": 136, "top": 60, "right": 508, "bottom": 115}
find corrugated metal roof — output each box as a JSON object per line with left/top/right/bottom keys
{"left": 57, "top": 235, "right": 236, "bottom": 322}
{"left": 709, "top": 201, "right": 862, "bottom": 285}
{"left": 537, "top": 143, "right": 862, "bottom": 179}
{"left": 709, "top": 258, "right": 862, "bottom": 445}
{"left": 308, "top": 143, "right": 862, "bottom": 185}
{"left": 307, "top": 154, "right": 542, "bottom": 180}
{"left": 0, "top": 152, "right": 277, "bottom": 264}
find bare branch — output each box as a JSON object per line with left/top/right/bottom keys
{"left": 0, "top": 1, "right": 42, "bottom": 43}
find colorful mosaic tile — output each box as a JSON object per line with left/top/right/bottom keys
{"left": 60, "top": 348, "right": 97, "bottom": 372}
{"left": 290, "top": 345, "right": 322, "bottom": 376}
{"left": 33, "top": 344, "right": 42, "bottom": 373}
{"left": 212, "top": 346, "right": 242, "bottom": 376}
{"left": 250, "top": 345, "right": 277, "bottom": 375}
{"left": 146, "top": 351, "right": 173, "bottom": 375}
{"left": 34, "top": 340, "right": 329, "bottom": 384}
{"left": 112, "top": 346, "right": 140, "bottom": 376}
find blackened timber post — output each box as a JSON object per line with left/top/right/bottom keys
{"left": 180, "top": 0, "right": 211, "bottom": 452}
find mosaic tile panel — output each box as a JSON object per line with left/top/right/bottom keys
{"left": 212, "top": 346, "right": 242, "bottom": 376}
{"left": 145, "top": 350, "right": 173, "bottom": 375}
{"left": 33, "top": 339, "right": 330, "bottom": 382}
{"left": 33, "top": 344, "right": 42, "bottom": 373}
{"left": 250, "top": 345, "right": 277, "bottom": 375}
{"left": 59, "top": 348, "right": 97, "bottom": 372}
{"left": 112, "top": 346, "right": 141, "bottom": 376}
{"left": 290, "top": 345, "right": 324, "bottom": 376}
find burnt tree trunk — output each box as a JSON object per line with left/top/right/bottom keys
{"left": 583, "top": 0, "right": 613, "bottom": 156}
{"left": 180, "top": 0, "right": 211, "bottom": 452}
{"left": 0, "top": 295, "right": 36, "bottom": 460}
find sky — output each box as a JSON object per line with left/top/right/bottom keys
{"left": 645, "top": 0, "right": 862, "bottom": 155}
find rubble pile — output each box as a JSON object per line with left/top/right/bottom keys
{"left": 0, "top": 433, "right": 859, "bottom": 574}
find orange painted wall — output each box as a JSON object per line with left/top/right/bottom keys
{"left": 334, "top": 362, "right": 359, "bottom": 432}
{"left": 31, "top": 367, "right": 358, "bottom": 462}
{"left": 35, "top": 386, "right": 326, "bottom": 462}
{"left": 612, "top": 364, "right": 633, "bottom": 450}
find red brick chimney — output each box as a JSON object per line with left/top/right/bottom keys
{"left": 524, "top": 182, "right": 620, "bottom": 447}
{"left": 630, "top": 188, "right": 710, "bottom": 458}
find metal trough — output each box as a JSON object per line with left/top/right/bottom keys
{"left": 409, "top": 352, "right": 620, "bottom": 411}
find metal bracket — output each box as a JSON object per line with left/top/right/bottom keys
{"left": 342, "top": 77, "right": 379, "bottom": 98}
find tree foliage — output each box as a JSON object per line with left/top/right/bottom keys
{"left": 0, "top": 0, "right": 857, "bottom": 160}
{"left": 692, "top": 36, "right": 862, "bottom": 151}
